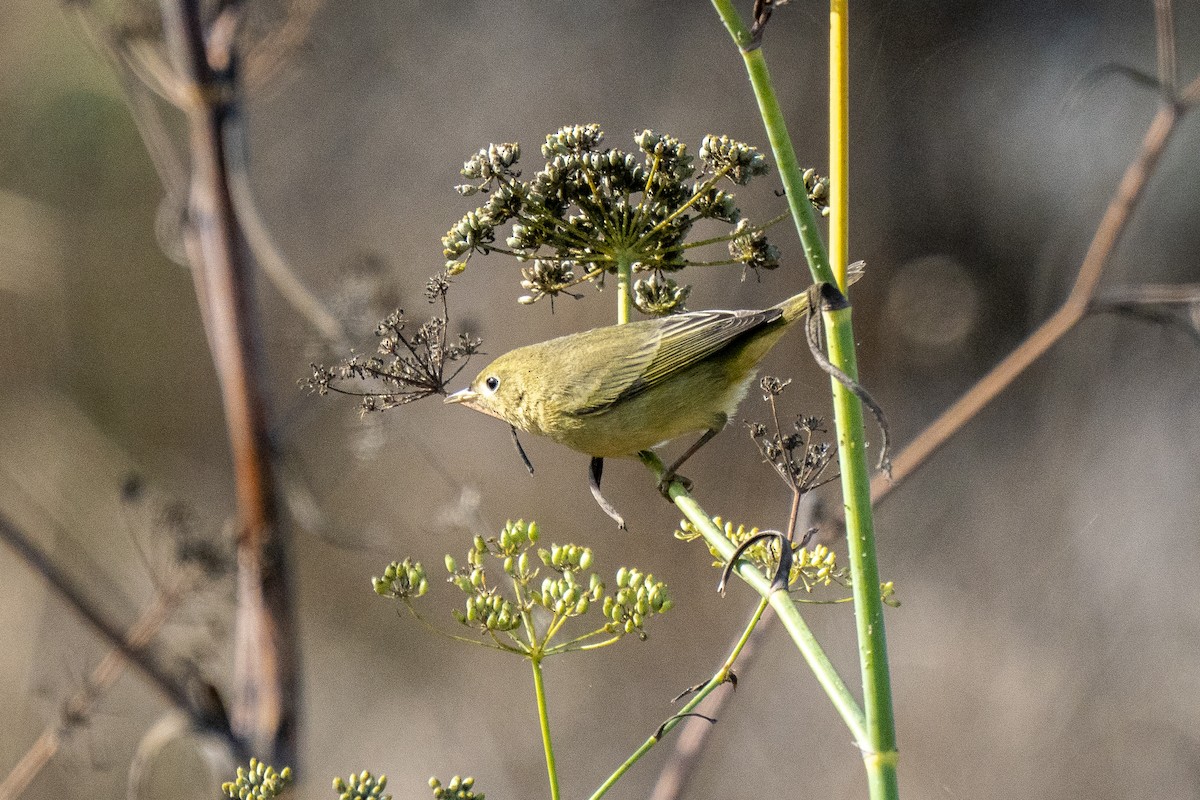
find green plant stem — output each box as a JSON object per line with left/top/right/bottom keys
{"left": 639, "top": 452, "right": 868, "bottom": 745}
{"left": 826, "top": 0, "right": 898, "bottom": 794}
{"left": 710, "top": 3, "right": 899, "bottom": 796}
{"left": 824, "top": 308, "right": 898, "bottom": 795}
{"left": 616, "top": 253, "right": 634, "bottom": 323}
{"left": 531, "top": 655, "right": 561, "bottom": 800}
{"left": 588, "top": 597, "right": 771, "bottom": 800}
{"left": 709, "top": 0, "right": 835, "bottom": 287}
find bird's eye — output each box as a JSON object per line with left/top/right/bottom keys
{"left": 484, "top": 376, "right": 501, "bottom": 393}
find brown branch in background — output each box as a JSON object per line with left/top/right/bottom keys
{"left": 871, "top": 98, "right": 1194, "bottom": 506}
{"left": 0, "top": 513, "right": 233, "bottom": 800}
{"left": 242, "top": 0, "right": 326, "bottom": 93}
{"left": 156, "top": 0, "right": 299, "bottom": 764}
{"left": 866, "top": 1, "right": 1200, "bottom": 506}
{"left": 1091, "top": 283, "right": 1200, "bottom": 344}
{"left": 1154, "top": 0, "right": 1177, "bottom": 92}
{"left": 0, "top": 568, "right": 211, "bottom": 800}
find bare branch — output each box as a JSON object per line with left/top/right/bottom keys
{"left": 872, "top": 98, "right": 1186, "bottom": 504}
{"left": 0, "top": 514, "right": 234, "bottom": 778}
{"left": 156, "top": 0, "right": 299, "bottom": 764}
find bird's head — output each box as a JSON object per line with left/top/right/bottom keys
{"left": 444, "top": 354, "right": 528, "bottom": 427}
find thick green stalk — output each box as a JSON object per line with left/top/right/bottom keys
{"left": 531, "top": 656, "right": 561, "bottom": 800}
{"left": 709, "top": 3, "right": 899, "bottom": 797}
{"left": 639, "top": 452, "right": 868, "bottom": 745}
{"left": 825, "top": 308, "right": 898, "bottom": 795}
{"left": 588, "top": 598, "right": 771, "bottom": 800}
{"left": 827, "top": 0, "right": 899, "bottom": 794}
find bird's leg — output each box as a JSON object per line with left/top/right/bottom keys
{"left": 510, "top": 425, "right": 535, "bottom": 475}
{"left": 658, "top": 424, "right": 723, "bottom": 497}
{"left": 588, "top": 456, "right": 627, "bottom": 530}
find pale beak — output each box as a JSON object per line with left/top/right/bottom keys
{"left": 444, "top": 388, "right": 477, "bottom": 405}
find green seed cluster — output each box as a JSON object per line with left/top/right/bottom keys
{"left": 428, "top": 775, "right": 483, "bottom": 800}
{"left": 440, "top": 124, "right": 780, "bottom": 313}
{"left": 456, "top": 588, "right": 521, "bottom": 632}
{"left": 333, "top": 771, "right": 389, "bottom": 800}
{"left": 676, "top": 516, "right": 853, "bottom": 594}
{"left": 372, "top": 558, "right": 429, "bottom": 599}
{"left": 221, "top": 759, "right": 292, "bottom": 800}
{"left": 379, "top": 519, "right": 672, "bottom": 654}
{"left": 602, "top": 567, "right": 672, "bottom": 639}
{"left": 538, "top": 566, "right": 603, "bottom": 618}
{"left": 538, "top": 542, "right": 593, "bottom": 571}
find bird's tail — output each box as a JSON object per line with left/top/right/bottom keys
{"left": 773, "top": 260, "right": 867, "bottom": 322}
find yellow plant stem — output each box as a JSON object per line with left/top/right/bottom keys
{"left": 616, "top": 254, "right": 634, "bottom": 324}
{"left": 829, "top": 0, "right": 850, "bottom": 288}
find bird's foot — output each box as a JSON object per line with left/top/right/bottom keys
{"left": 657, "top": 471, "right": 693, "bottom": 498}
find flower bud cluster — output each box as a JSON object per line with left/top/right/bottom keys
{"left": 334, "top": 771, "right": 389, "bottom": 800}
{"left": 457, "top": 143, "right": 520, "bottom": 196}
{"left": 455, "top": 588, "right": 521, "bottom": 633}
{"left": 221, "top": 759, "right": 292, "bottom": 800}
{"left": 380, "top": 519, "right": 672, "bottom": 654}
{"left": 676, "top": 516, "right": 852, "bottom": 595}
{"left": 793, "top": 543, "right": 840, "bottom": 589}
{"left": 802, "top": 168, "right": 831, "bottom": 216}
{"left": 538, "top": 566, "right": 603, "bottom": 618}
{"left": 602, "top": 567, "right": 672, "bottom": 639}
{"left": 519, "top": 260, "right": 580, "bottom": 305}
{"left": 372, "top": 558, "right": 429, "bottom": 599}
{"left": 429, "top": 775, "right": 483, "bottom": 800}
{"left": 538, "top": 542, "right": 593, "bottom": 571}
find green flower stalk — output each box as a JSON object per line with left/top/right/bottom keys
{"left": 373, "top": 520, "right": 673, "bottom": 800}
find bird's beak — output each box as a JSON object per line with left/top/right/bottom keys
{"left": 444, "top": 388, "right": 477, "bottom": 405}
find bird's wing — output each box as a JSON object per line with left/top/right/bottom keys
{"left": 574, "top": 307, "right": 782, "bottom": 416}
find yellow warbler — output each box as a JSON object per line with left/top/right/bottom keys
{"left": 446, "top": 265, "right": 861, "bottom": 527}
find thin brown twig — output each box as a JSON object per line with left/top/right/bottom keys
{"left": 0, "top": 566, "right": 203, "bottom": 800}
{"left": 870, "top": 97, "right": 1185, "bottom": 504}
{"left": 242, "top": 0, "right": 326, "bottom": 92}
{"left": 862, "top": 1, "right": 1198, "bottom": 507}
{"left": 1154, "top": 0, "right": 1177, "bottom": 92}
{"left": 156, "top": 0, "right": 299, "bottom": 764}
{"left": 0, "top": 513, "right": 233, "bottom": 796}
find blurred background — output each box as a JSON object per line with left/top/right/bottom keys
{"left": 2, "top": 1, "right": 1199, "bottom": 798}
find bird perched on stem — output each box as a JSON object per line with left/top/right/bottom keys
{"left": 446, "top": 264, "right": 864, "bottom": 528}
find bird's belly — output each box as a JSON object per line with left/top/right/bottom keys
{"left": 550, "top": 364, "right": 756, "bottom": 458}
